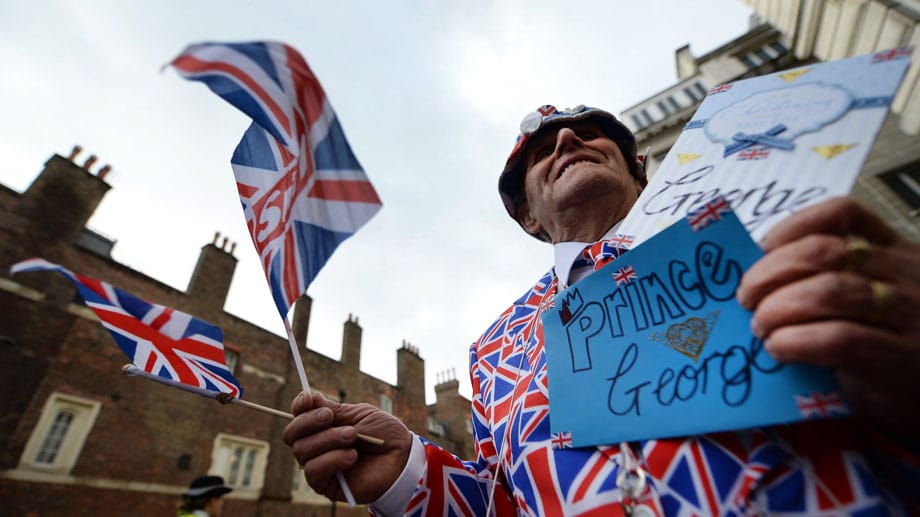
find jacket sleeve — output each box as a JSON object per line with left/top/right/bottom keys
{"left": 373, "top": 310, "right": 518, "bottom": 516}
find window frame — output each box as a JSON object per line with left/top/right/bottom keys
{"left": 18, "top": 392, "right": 101, "bottom": 474}
{"left": 209, "top": 433, "right": 270, "bottom": 495}
{"left": 379, "top": 394, "right": 393, "bottom": 414}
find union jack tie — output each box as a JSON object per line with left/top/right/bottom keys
{"left": 584, "top": 239, "right": 628, "bottom": 270}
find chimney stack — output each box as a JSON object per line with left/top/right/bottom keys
{"left": 185, "top": 231, "right": 238, "bottom": 318}
{"left": 82, "top": 154, "right": 98, "bottom": 171}
{"left": 397, "top": 339, "right": 425, "bottom": 408}
{"left": 291, "top": 294, "right": 313, "bottom": 348}
{"left": 67, "top": 145, "right": 82, "bottom": 161}
{"left": 12, "top": 148, "right": 111, "bottom": 243}
{"left": 341, "top": 313, "right": 362, "bottom": 370}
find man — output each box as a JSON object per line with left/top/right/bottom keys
{"left": 177, "top": 475, "right": 232, "bottom": 517}
{"left": 284, "top": 105, "right": 919, "bottom": 515}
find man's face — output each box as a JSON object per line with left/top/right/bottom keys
{"left": 516, "top": 119, "right": 642, "bottom": 242}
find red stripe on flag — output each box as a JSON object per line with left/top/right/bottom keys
{"left": 284, "top": 45, "right": 326, "bottom": 127}
{"left": 308, "top": 179, "right": 382, "bottom": 203}
{"left": 526, "top": 448, "right": 564, "bottom": 515}
{"left": 149, "top": 306, "right": 174, "bottom": 331}
{"left": 237, "top": 182, "right": 260, "bottom": 198}
{"left": 75, "top": 274, "right": 110, "bottom": 300}
{"left": 100, "top": 309, "right": 228, "bottom": 364}
{"left": 573, "top": 455, "right": 608, "bottom": 502}
{"left": 282, "top": 231, "right": 301, "bottom": 307}
{"left": 172, "top": 54, "right": 293, "bottom": 137}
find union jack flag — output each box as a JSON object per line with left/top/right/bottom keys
{"left": 794, "top": 391, "right": 850, "bottom": 419}
{"left": 10, "top": 259, "right": 242, "bottom": 397}
{"left": 170, "top": 41, "right": 382, "bottom": 316}
{"left": 738, "top": 146, "right": 770, "bottom": 160}
{"left": 613, "top": 265, "right": 637, "bottom": 286}
{"left": 687, "top": 197, "right": 731, "bottom": 231}
{"left": 871, "top": 46, "right": 912, "bottom": 63}
{"left": 606, "top": 233, "right": 635, "bottom": 249}
{"left": 584, "top": 239, "right": 627, "bottom": 269}
{"left": 550, "top": 432, "right": 573, "bottom": 449}
{"left": 708, "top": 83, "right": 733, "bottom": 94}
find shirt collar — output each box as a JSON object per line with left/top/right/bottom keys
{"left": 554, "top": 222, "right": 622, "bottom": 290}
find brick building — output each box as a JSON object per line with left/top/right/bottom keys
{"left": 0, "top": 149, "right": 474, "bottom": 516}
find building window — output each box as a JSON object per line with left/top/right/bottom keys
{"left": 224, "top": 348, "right": 239, "bottom": 374}
{"left": 656, "top": 101, "right": 671, "bottom": 117}
{"left": 769, "top": 41, "right": 788, "bottom": 56}
{"left": 880, "top": 165, "right": 920, "bottom": 210}
{"left": 684, "top": 83, "right": 708, "bottom": 103}
{"left": 667, "top": 96, "right": 681, "bottom": 112}
{"left": 18, "top": 392, "right": 101, "bottom": 474}
{"left": 693, "top": 83, "right": 707, "bottom": 99}
{"left": 630, "top": 114, "right": 645, "bottom": 130}
{"left": 640, "top": 109, "right": 654, "bottom": 126}
{"left": 754, "top": 48, "right": 773, "bottom": 63}
{"left": 740, "top": 55, "right": 757, "bottom": 70}
{"left": 379, "top": 395, "right": 393, "bottom": 414}
{"left": 35, "top": 411, "right": 74, "bottom": 464}
{"left": 210, "top": 433, "right": 269, "bottom": 492}
{"left": 428, "top": 417, "right": 445, "bottom": 437}
{"left": 292, "top": 461, "right": 328, "bottom": 504}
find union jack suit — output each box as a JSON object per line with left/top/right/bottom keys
{"left": 396, "top": 268, "right": 904, "bottom": 516}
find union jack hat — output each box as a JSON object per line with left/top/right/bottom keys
{"left": 498, "top": 105, "right": 645, "bottom": 237}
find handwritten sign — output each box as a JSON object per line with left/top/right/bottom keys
{"left": 618, "top": 47, "right": 913, "bottom": 247}
{"left": 544, "top": 205, "right": 843, "bottom": 446}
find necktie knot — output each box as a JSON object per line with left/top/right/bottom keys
{"left": 578, "top": 239, "right": 628, "bottom": 271}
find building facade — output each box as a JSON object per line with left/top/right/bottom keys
{"left": 0, "top": 149, "right": 473, "bottom": 516}
{"left": 621, "top": 0, "right": 920, "bottom": 241}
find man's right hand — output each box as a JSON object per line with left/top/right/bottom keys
{"left": 282, "top": 391, "right": 413, "bottom": 503}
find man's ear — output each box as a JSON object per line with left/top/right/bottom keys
{"left": 516, "top": 201, "right": 544, "bottom": 235}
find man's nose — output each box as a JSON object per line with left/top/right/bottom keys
{"left": 554, "top": 127, "right": 583, "bottom": 155}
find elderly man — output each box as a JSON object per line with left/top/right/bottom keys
{"left": 284, "top": 105, "right": 919, "bottom": 515}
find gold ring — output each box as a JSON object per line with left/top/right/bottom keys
{"left": 845, "top": 235, "right": 872, "bottom": 272}
{"left": 869, "top": 281, "right": 895, "bottom": 323}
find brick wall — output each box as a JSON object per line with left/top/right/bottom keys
{"left": 0, "top": 151, "right": 472, "bottom": 515}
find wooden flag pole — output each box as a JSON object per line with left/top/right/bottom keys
{"left": 122, "top": 365, "right": 383, "bottom": 447}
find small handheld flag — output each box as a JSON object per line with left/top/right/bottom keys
{"left": 11, "top": 258, "right": 243, "bottom": 398}
{"left": 169, "top": 41, "right": 380, "bottom": 508}
{"left": 169, "top": 41, "right": 382, "bottom": 317}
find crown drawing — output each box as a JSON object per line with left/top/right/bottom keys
{"left": 650, "top": 311, "right": 719, "bottom": 361}
{"left": 558, "top": 289, "right": 585, "bottom": 325}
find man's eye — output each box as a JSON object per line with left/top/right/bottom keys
{"left": 577, "top": 129, "right": 600, "bottom": 140}
{"left": 532, "top": 147, "right": 553, "bottom": 163}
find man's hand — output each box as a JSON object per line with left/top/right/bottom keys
{"left": 282, "top": 391, "right": 413, "bottom": 503}
{"left": 736, "top": 197, "right": 920, "bottom": 436}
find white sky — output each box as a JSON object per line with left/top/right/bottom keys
{"left": 0, "top": 0, "right": 753, "bottom": 402}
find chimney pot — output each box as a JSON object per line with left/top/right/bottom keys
{"left": 68, "top": 145, "right": 82, "bottom": 161}
{"left": 230, "top": 242, "right": 237, "bottom": 254}
{"left": 97, "top": 164, "right": 112, "bottom": 179}
{"left": 221, "top": 236, "right": 228, "bottom": 250}
{"left": 83, "top": 154, "right": 98, "bottom": 171}
{"left": 213, "top": 232, "right": 220, "bottom": 245}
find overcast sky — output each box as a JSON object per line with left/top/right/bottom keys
{"left": 0, "top": 0, "right": 754, "bottom": 402}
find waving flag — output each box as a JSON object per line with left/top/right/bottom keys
{"left": 11, "top": 258, "right": 243, "bottom": 398}
{"left": 169, "top": 41, "right": 382, "bottom": 316}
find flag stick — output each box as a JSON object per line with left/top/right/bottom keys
{"left": 283, "top": 317, "right": 312, "bottom": 395}
{"left": 281, "top": 318, "right": 356, "bottom": 507}
{"left": 122, "top": 365, "right": 383, "bottom": 447}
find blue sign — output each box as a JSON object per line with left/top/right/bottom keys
{"left": 544, "top": 203, "right": 846, "bottom": 446}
